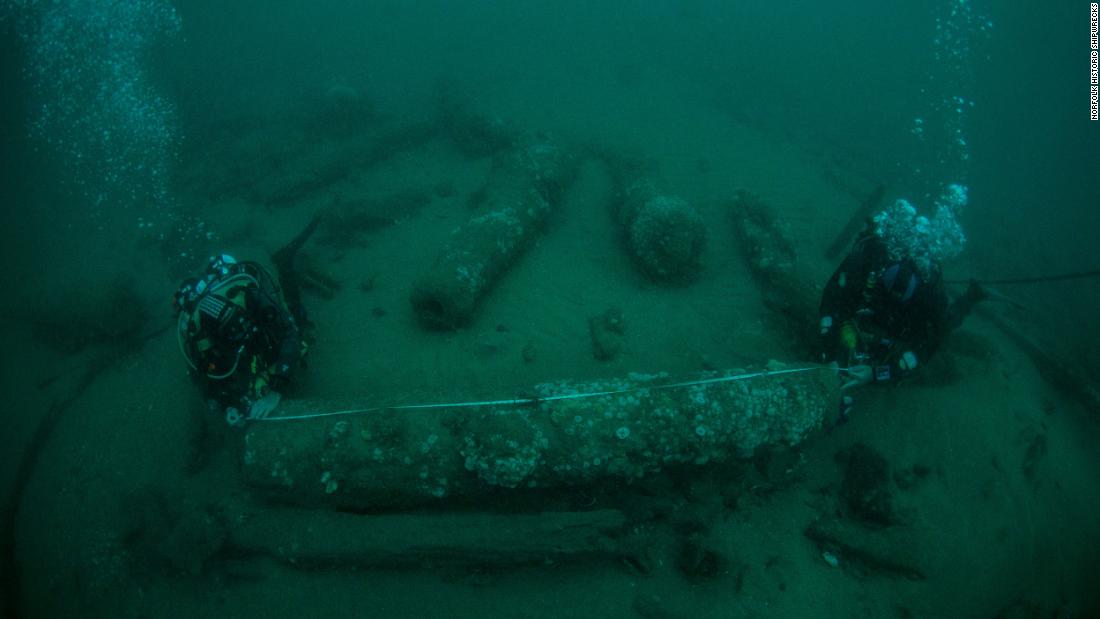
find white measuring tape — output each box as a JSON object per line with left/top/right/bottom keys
{"left": 257, "top": 365, "right": 832, "bottom": 423}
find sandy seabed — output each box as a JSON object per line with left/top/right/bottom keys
{"left": 5, "top": 90, "right": 1100, "bottom": 618}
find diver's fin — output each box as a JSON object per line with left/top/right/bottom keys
{"left": 272, "top": 212, "right": 323, "bottom": 328}
{"left": 273, "top": 211, "right": 323, "bottom": 269}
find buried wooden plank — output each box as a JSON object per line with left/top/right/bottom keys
{"left": 823, "top": 184, "right": 886, "bottom": 261}
{"left": 804, "top": 517, "right": 931, "bottom": 581}
{"left": 226, "top": 508, "right": 631, "bottom": 569}
{"left": 975, "top": 306, "right": 1100, "bottom": 416}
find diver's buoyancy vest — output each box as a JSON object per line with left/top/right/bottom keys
{"left": 177, "top": 269, "right": 266, "bottom": 379}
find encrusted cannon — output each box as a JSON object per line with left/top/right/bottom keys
{"left": 242, "top": 366, "right": 838, "bottom": 512}
{"left": 732, "top": 189, "right": 820, "bottom": 352}
{"left": 409, "top": 137, "right": 578, "bottom": 329}
{"left": 616, "top": 178, "right": 706, "bottom": 283}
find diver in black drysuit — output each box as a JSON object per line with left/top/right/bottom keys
{"left": 174, "top": 255, "right": 306, "bottom": 424}
{"left": 819, "top": 229, "right": 986, "bottom": 392}
{"left": 173, "top": 213, "right": 321, "bottom": 425}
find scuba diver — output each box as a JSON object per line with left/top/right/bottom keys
{"left": 174, "top": 254, "right": 308, "bottom": 426}
{"left": 819, "top": 193, "right": 986, "bottom": 396}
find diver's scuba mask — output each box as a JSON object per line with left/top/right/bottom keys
{"left": 880, "top": 261, "right": 920, "bottom": 303}
{"left": 207, "top": 253, "right": 239, "bottom": 277}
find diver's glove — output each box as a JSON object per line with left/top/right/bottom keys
{"left": 225, "top": 406, "right": 245, "bottom": 427}
{"left": 841, "top": 365, "right": 874, "bottom": 390}
{"left": 247, "top": 390, "right": 282, "bottom": 420}
{"left": 898, "top": 351, "right": 919, "bottom": 372}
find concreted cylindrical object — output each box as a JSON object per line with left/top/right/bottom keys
{"left": 410, "top": 138, "right": 576, "bottom": 329}
{"left": 241, "top": 366, "right": 837, "bottom": 511}
{"left": 618, "top": 179, "right": 706, "bottom": 282}
{"left": 732, "top": 189, "right": 819, "bottom": 352}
